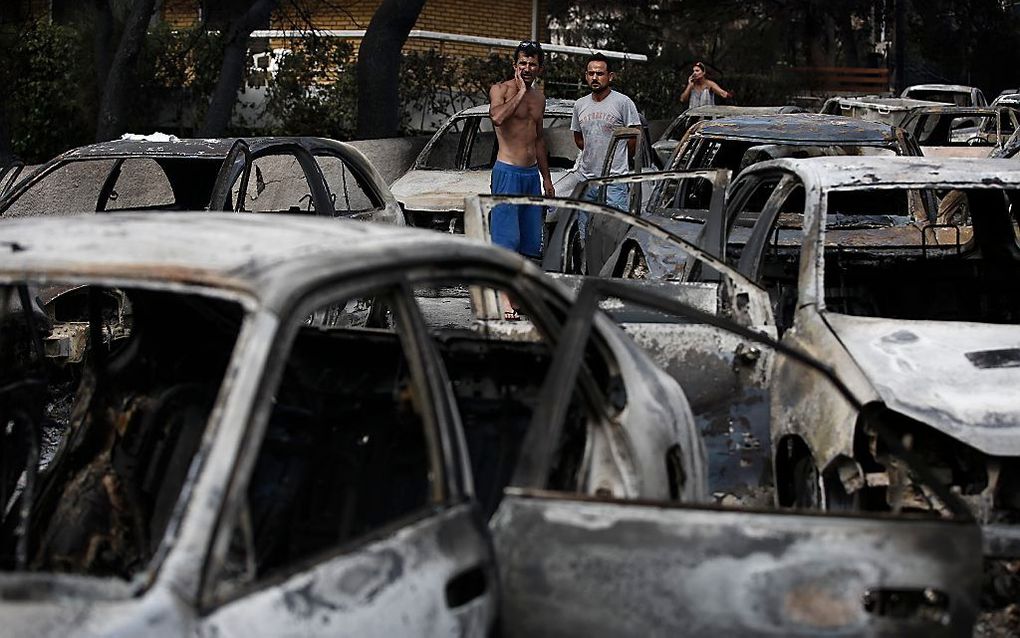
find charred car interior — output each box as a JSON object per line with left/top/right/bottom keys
{"left": 0, "top": 284, "right": 241, "bottom": 578}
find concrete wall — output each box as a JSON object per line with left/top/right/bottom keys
{"left": 348, "top": 135, "right": 430, "bottom": 185}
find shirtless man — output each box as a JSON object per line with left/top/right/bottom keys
{"left": 488, "top": 41, "right": 555, "bottom": 270}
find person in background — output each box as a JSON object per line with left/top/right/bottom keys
{"left": 680, "top": 61, "right": 733, "bottom": 109}
{"left": 570, "top": 52, "right": 642, "bottom": 242}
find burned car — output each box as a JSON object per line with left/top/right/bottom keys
{"left": 390, "top": 99, "right": 579, "bottom": 232}
{"left": 991, "top": 126, "right": 1020, "bottom": 159}
{"left": 0, "top": 212, "right": 707, "bottom": 635}
{"left": 819, "top": 96, "right": 944, "bottom": 127}
{"left": 898, "top": 105, "right": 1020, "bottom": 157}
{"left": 721, "top": 156, "right": 1020, "bottom": 557}
{"left": 652, "top": 105, "right": 805, "bottom": 165}
{"left": 901, "top": 83, "right": 988, "bottom": 107}
{"left": 666, "top": 114, "right": 922, "bottom": 174}
{"left": 465, "top": 192, "right": 984, "bottom": 636}
{"left": 0, "top": 135, "right": 402, "bottom": 224}
{"left": 0, "top": 211, "right": 983, "bottom": 635}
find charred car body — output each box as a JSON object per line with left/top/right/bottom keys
{"left": 0, "top": 211, "right": 983, "bottom": 635}
{"left": 652, "top": 105, "right": 805, "bottom": 165}
{"left": 898, "top": 105, "right": 1020, "bottom": 156}
{"left": 0, "top": 135, "right": 402, "bottom": 225}
{"left": 666, "top": 114, "right": 922, "bottom": 174}
{"left": 901, "top": 84, "right": 988, "bottom": 107}
{"left": 0, "top": 212, "right": 706, "bottom": 635}
{"left": 819, "top": 96, "right": 944, "bottom": 127}
{"left": 722, "top": 156, "right": 1020, "bottom": 557}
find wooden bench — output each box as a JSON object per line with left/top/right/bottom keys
{"left": 791, "top": 67, "right": 891, "bottom": 95}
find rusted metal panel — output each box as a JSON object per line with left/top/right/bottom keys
{"left": 493, "top": 489, "right": 982, "bottom": 637}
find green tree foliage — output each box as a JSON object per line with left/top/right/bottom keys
{"left": 135, "top": 23, "right": 227, "bottom": 135}
{"left": 259, "top": 36, "right": 358, "bottom": 138}
{"left": 0, "top": 21, "right": 92, "bottom": 162}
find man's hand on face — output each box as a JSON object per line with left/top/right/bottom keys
{"left": 514, "top": 66, "right": 526, "bottom": 93}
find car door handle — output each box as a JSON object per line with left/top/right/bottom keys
{"left": 445, "top": 565, "right": 488, "bottom": 608}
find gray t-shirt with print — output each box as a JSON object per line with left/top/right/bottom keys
{"left": 570, "top": 90, "right": 642, "bottom": 180}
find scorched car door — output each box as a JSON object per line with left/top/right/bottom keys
{"left": 492, "top": 489, "right": 980, "bottom": 637}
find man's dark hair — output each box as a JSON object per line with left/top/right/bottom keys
{"left": 585, "top": 52, "right": 613, "bottom": 72}
{"left": 515, "top": 40, "right": 544, "bottom": 64}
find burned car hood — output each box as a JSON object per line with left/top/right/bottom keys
{"left": 391, "top": 170, "right": 498, "bottom": 213}
{"left": 826, "top": 313, "right": 1020, "bottom": 455}
{"left": 391, "top": 168, "right": 569, "bottom": 213}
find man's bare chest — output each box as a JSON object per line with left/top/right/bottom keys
{"left": 507, "top": 91, "right": 543, "bottom": 122}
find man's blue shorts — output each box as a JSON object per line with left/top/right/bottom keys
{"left": 490, "top": 160, "right": 542, "bottom": 258}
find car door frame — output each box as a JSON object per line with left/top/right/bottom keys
{"left": 197, "top": 270, "right": 495, "bottom": 634}
{"left": 0, "top": 158, "right": 24, "bottom": 200}
{"left": 210, "top": 140, "right": 334, "bottom": 215}
{"left": 544, "top": 170, "right": 732, "bottom": 280}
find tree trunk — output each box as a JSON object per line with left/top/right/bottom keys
{"left": 92, "top": 0, "right": 115, "bottom": 91}
{"left": 199, "top": 0, "right": 277, "bottom": 137}
{"left": 356, "top": 0, "right": 427, "bottom": 140}
{"left": 95, "top": 0, "right": 158, "bottom": 141}
{"left": 0, "top": 99, "right": 13, "bottom": 165}
{"left": 832, "top": 3, "right": 861, "bottom": 67}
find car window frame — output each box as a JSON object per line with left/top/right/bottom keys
{"left": 310, "top": 147, "right": 387, "bottom": 215}
{"left": 733, "top": 172, "right": 805, "bottom": 282}
{"left": 198, "top": 274, "right": 458, "bottom": 611}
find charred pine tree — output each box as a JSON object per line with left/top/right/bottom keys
{"left": 356, "top": 0, "right": 427, "bottom": 139}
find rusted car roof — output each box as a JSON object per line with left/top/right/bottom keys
{"left": 751, "top": 155, "right": 1020, "bottom": 189}
{"left": 454, "top": 97, "right": 575, "bottom": 117}
{"left": 694, "top": 114, "right": 900, "bottom": 144}
{"left": 0, "top": 213, "right": 512, "bottom": 306}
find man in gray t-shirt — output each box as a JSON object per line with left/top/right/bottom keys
{"left": 571, "top": 61, "right": 641, "bottom": 180}
{"left": 569, "top": 53, "right": 642, "bottom": 237}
